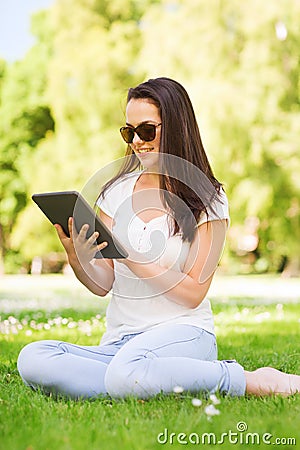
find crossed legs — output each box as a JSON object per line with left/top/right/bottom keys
{"left": 17, "top": 324, "right": 300, "bottom": 400}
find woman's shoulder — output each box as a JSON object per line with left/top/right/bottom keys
{"left": 96, "top": 170, "right": 143, "bottom": 214}
{"left": 101, "top": 170, "right": 142, "bottom": 196}
{"left": 197, "top": 188, "right": 229, "bottom": 227}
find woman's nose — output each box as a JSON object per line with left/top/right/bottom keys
{"left": 132, "top": 131, "right": 144, "bottom": 144}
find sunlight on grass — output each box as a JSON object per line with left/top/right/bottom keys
{"left": 0, "top": 312, "right": 107, "bottom": 338}
{"left": 214, "top": 303, "right": 300, "bottom": 336}
{"left": 1, "top": 274, "right": 300, "bottom": 450}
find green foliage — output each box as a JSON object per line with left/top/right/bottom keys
{"left": 0, "top": 0, "right": 299, "bottom": 273}
{"left": 137, "top": 0, "right": 300, "bottom": 274}
{"left": 0, "top": 10, "right": 55, "bottom": 271}
{"left": 1, "top": 0, "right": 146, "bottom": 271}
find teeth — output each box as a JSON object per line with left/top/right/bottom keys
{"left": 138, "top": 148, "right": 153, "bottom": 153}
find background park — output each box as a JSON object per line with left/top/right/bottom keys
{"left": 0, "top": 1, "right": 299, "bottom": 449}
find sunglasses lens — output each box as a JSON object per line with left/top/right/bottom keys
{"left": 120, "top": 127, "right": 134, "bottom": 143}
{"left": 120, "top": 124, "right": 158, "bottom": 143}
{"left": 136, "top": 124, "right": 156, "bottom": 141}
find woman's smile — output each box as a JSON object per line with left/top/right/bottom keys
{"left": 125, "top": 98, "right": 161, "bottom": 169}
{"left": 135, "top": 147, "right": 155, "bottom": 154}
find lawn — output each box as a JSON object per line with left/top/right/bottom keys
{"left": 0, "top": 274, "right": 299, "bottom": 450}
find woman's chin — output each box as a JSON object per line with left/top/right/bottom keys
{"left": 136, "top": 152, "right": 159, "bottom": 169}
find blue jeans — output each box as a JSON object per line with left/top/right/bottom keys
{"left": 17, "top": 324, "right": 246, "bottom": 399}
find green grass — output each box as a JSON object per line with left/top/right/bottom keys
{"left": 0, "top": 275, "right": 300, "bottom": 450}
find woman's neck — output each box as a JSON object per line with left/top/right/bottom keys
{"left": 142, "top": 169, "right": 160, "bottom": 186}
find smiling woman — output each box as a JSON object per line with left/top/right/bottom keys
{"left": 17, "top": 77, "right": 300, "bottom": 400}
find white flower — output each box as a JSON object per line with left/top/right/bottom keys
{"left": 173, "top": 385, "right": 184, "bottom": 394}
{"left": 191, "top": 398, "right": 202, "bottom": 407}
{"left": 204, "top": 404, "right": 220, "bottom": 416}
{"left": 209, "top": 394, "right": 221, "bottom": 405}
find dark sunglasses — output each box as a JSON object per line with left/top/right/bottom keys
{"left": 120, "top": 123, "right": 162, "bottom": 144}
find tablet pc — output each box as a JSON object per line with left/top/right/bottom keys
{"left": 32, "top": 191, "right": 128, "bottom": 259}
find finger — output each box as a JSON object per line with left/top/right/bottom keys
{"left": 96, "top": 241, "right": 108, "bottom": 252}
{"left": 54, "top": 223, "right": 68, "bottom": 240}
{"left": 68, "top": 217, "right": 74, "bottom": 239}
{"left": 77, "top": 223, "right": 89, "bottom": 243}
{"left": 86, "top": 231, "right": 99, "bottom": 246}
{"left": 71, "top": 218, "right": 80, "bottom": 240}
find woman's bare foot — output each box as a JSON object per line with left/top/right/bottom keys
{"left": 245, "top": 367, "right": 300, "bottom": 396}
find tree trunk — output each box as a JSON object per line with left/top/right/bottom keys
{"left": 281, "top": 256, "right": 300, "bottom": 278}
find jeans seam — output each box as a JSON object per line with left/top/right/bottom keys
{"left": 143, "top": 335, "right": 207, "bottom": 358}
{"left": 205, "top": 339, "right": 217, "bottom": 360}
{"left": 58, "top": 342, "right": 116, "bottom": 358}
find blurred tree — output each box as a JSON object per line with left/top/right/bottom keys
{"left": 10, "top": 0, "right": 149, "bottom": 268}
{"left": 2, "top": 0, "right": 300, "bottom": 274}
{"left": 0, "top": 58, "right": 7, "bottom": 274}
{"left": 0, "top": 10, "right": 55, "bottom": 272}
{"left": 137, "top": 0, "right": 300, "bottom": 274}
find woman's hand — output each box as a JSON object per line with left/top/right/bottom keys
{"left": 55, "top": 217, "right": 108, "bottom": 268}
{"left": 116, "top": 244, "right": 149, "bottom": 266}
{"left": 54, "top": 217, "right": 114, "bottom": 297}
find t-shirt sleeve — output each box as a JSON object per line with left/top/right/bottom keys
{"left": 197, "top": 189, "right": 230, "bottom": 227}
{"left": 96, "top": 174, "right": 132, "bottom": 218}
{"left": 96, "top": 180, "right": 121, "bottom": 218}
{"left": 96, "top": 191, "right": 114, "bottom": 218}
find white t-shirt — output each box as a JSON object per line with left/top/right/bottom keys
{"left": 97, "top": 170, "right": 229, "bottom": 345}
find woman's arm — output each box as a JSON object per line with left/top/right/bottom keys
{"left": 55, "top": 212, "right": 115, "bottom": 297}
{"left": 118, "top": 219, "right": 227, "bottom": 308}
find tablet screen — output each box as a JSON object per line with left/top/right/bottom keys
{"left": 32, "top": 191, "right": 128, "bottom": 259}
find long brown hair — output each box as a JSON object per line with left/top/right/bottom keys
{"left": 99, "top": 77, "right": 222, "bottom": 242}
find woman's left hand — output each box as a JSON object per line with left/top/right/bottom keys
{"left": 72, "top": 222, "right": 108, "bottom": 266}
{"left": 116, "top": 245, "right": 147, "bottom": 266}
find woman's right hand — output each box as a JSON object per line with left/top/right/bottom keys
{"left": 54, "top": 217, "right": 108, "bottom": 268}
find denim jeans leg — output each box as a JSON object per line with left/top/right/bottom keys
{"left": 105, "top": 324, "right": 246, "bottom": 398}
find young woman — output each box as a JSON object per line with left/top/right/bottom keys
{"left": 17, "top": 77, "right": 300, "bottom": 399}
